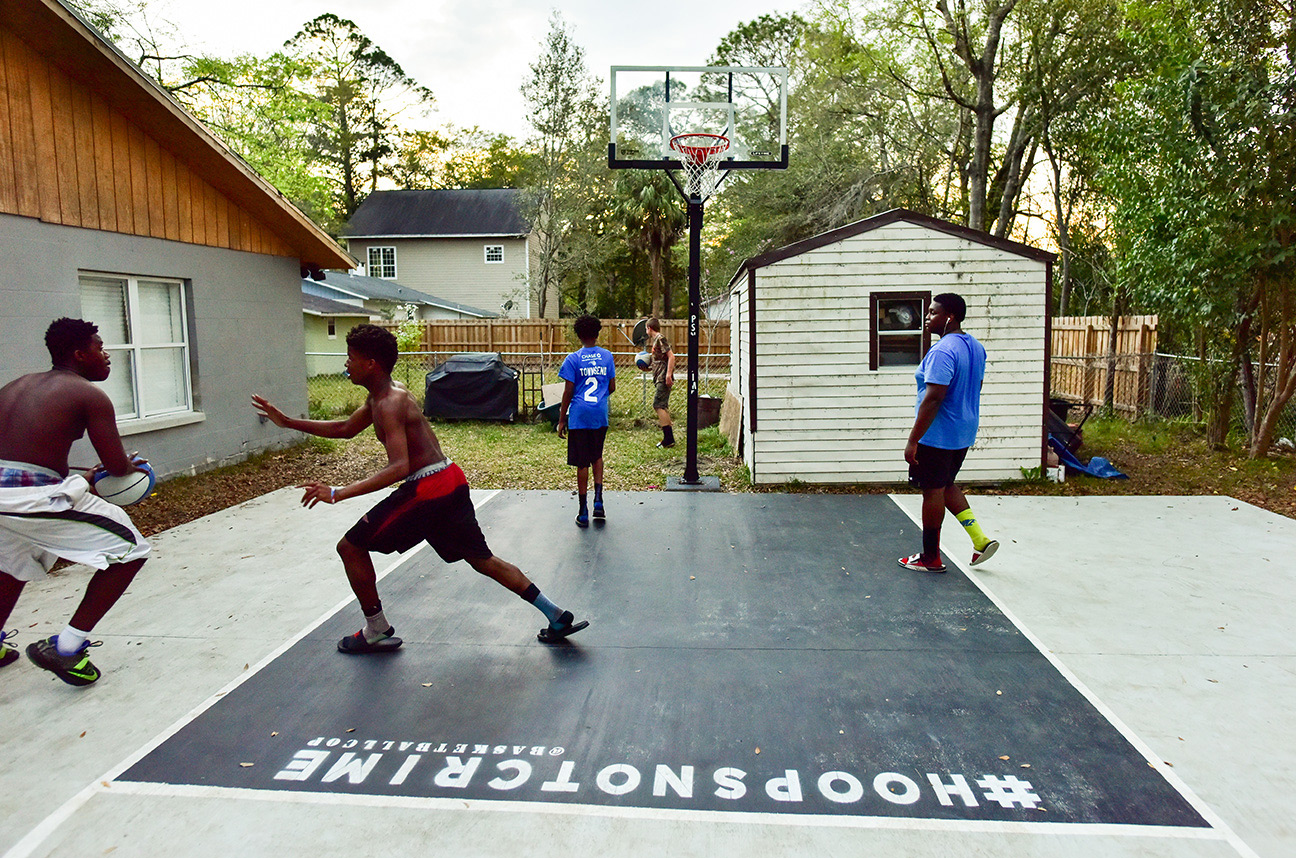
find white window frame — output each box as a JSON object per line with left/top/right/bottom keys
{"left": 327, "top": 318, "right": 337, "bottom": 339}
{"left": 79, "top": 272, "right": 193, "bottom": 421}
{"left": 368, "top": 246, "right": 397, "bottom": 279}
{"left": 484, "top": 244, "right": 504, "bottom": 264}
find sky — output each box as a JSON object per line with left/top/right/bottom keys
{"left": 142, "top": 0, "right": 808, "bottom": 140}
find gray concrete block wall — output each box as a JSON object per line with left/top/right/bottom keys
{"left": 0, "top": 213, "right": 309, "bottom": 480}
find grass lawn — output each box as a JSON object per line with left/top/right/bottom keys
{"left": 130, "top": 385, "right": 1296, "bottom": 538}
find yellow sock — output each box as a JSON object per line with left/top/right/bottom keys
{"left": 956, "top": 509, "right": 990, "bottom": 550}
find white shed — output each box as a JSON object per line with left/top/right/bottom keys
{"left": 727, "top": 209, "right": 1053, "bottom": 485}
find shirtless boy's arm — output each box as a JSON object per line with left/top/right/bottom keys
{"left": 298, "top": 395, "right": 413, "bottom": 508}
{"left": 82, "top": 383, "right": 139, "bottom": 477}
{"left": 251, "top": 394, "right": 373, "bottom": 439}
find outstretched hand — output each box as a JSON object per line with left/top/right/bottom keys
{"left": 297, "top": 481, "right": 334, "bottom": 508}
{"left": 251, "top": 394, "right": 288, "bottom": 427}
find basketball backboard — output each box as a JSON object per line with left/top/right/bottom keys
{"left": 609, "top": 65, "right": 788, "bottom": 170}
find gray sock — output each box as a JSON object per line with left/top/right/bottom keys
{"left": 364, "top": 609, "right": 391, "bottom": 642}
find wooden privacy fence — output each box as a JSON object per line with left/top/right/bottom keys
{"left": 376, "top": 318, "right": 731, "bottom": 370}
{"left": 1050, "top": 315, "right": 1158, "bottom": 413}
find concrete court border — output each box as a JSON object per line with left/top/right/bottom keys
{"left": 0, "top": 490, "right": 1291, "bottom": 857}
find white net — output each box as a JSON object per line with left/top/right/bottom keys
{"left": 670, "top": 133, "right": 730, "bottom": 201}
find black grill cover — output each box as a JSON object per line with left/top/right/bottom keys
{"left": 423, "top": 353, "right": 519, "bottom": 421}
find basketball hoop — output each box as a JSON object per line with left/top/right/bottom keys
{"left": 670, "top": 133, "right": 730, "bottom": 201}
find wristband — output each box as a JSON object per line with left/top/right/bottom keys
{"left": 330, "top": 486, "right": 337, "bottom": 503}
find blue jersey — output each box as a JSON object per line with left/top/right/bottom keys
{"left": 559, "top": 346, "right": 616, "bottom": 429}
{"left": 914, "top": 332, "right": 986, "bottom": 450}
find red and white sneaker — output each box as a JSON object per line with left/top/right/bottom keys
{"left": 970, "top": 540, "right": 999, "bottom": 566}
{"left": 898, "top": 553, "right": 946, "bottom": 573}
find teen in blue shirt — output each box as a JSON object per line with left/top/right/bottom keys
{"left": 900, "top": 293, "right": 999, "bottom": 573}
{"left": 559, "top": 315, "right": 617, "bottom": 527}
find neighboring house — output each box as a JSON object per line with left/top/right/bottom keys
{"left": 302, "top": 294, "right": 370, "bottom": 376}
{"left": 728, "top": 209, "right": 1053, "bottom": 485}
{"left": 341, "top": 189, "right": 556, "bottom": 319}
{"left": 302, "top": 270, "right": 495, "bottom": 321}
{"left": 0, "top": 0, "right": 353, "bottom": 479}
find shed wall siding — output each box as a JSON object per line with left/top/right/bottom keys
{"left": 348, "top": 237, "right": 529, "bottom": 316}
{"left": 746, "top": 220, "right": 1046, "bottom": 484}
{"left": 0, "top": 29, "right": 296, "bottom": 258}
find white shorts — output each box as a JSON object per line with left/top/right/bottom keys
{"left": 0, "top": 470, "right": 150, "bottom": 582}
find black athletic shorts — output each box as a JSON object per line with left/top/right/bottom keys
{"left": 567, "top": 426, "right": 608, "bottom": 468}
{"left": 908, "top": 443, "right": 969, "bottom": 490}
{"left": 344, "top": 462, "right": 491, "bottom": 562}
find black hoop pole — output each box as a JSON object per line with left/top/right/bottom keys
{"left": 683, "top": 196, "right": 703, "bottom": 485}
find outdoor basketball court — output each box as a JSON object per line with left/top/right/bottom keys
{"left": 2, "top": 487, "right": 1291, "bottom": 857}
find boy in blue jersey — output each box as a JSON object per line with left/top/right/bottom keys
{"left": 558, "top": 315, "right": 617, "bottom": 527}
{"left": 899, "top": 293, "right": 999, "bottom": 573}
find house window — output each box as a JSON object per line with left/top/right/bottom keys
{"left": 870, "top": 291, "right": 931, "bottom": 370}
{"left": 327, "top": 319, "right": 337, "bottom": 339}
{"left": 484, "top": 244, "right": 504, "bottom": 264}
{"left": 80, "top": 273, "right": 192, "bottom": 420}
{"left": 368, "top": 246, "right": 397, "bottom": 279}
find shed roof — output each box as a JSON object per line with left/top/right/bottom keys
{"left": 342, "top": 189, "right": 529, "bottom": 238}
{"left": 308, "top": 271, "right": 496, "bottom": 318}
{"left": 302, "top": 293, "right": 370, "bottom": 318}
{"left": 729, "top": 208, "right": 1055, "bottom": 287}
{"left": 3, "top": 0, "right": 352, "bottom": 271}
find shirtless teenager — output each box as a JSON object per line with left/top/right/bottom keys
{"left": 252, "top": 324, "right": 587, "bottom": 652}
{"left": 0, "top": 318, "right": 151, "bottom": 686}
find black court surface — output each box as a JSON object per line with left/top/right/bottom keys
{"left": 121, "top": 492, "right": 1206, "bottom": 828}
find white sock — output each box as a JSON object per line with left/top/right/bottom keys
{"left": 364, "top": 610, "right": 391, "bottom": 642}
{"left": 56, "top": 625, "right": 90, "bottom": 656}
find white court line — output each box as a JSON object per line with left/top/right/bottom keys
{"left": 886, "top": 495, "right": 1261, "bottom": 858}
{"left": 100, "top": 780, "right": 1230, "bottom": 842}
{"left": 2, "top": 490, "right": 500, "bottom": 858}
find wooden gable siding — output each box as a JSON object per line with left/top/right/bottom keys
{"left": 747, "top": 220, "right": 1047, "bottom": 484}
{"left": 0, "top": 29, "right": 293, "bottom": 258}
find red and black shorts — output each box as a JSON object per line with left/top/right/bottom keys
{"left": 566, "top": 426, "right": 608, "bottom": 468}
{"left": 344, "top": 462, "right": 491, "bottom": 563}
{"left": 907, "top": 444, "right": 969, "bottom": 490}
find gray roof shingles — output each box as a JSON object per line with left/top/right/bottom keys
{"left": 303, "top": 271, "right": 496, "bottom": 318}
{"left": 342, "top": 189, "right": 529, "bottom": 238}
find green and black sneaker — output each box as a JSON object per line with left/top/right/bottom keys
{"left": 0, "top": 629, "right": 18, "bottom": 670}
{"left": 26, "top": 636, "right": 102, "bottom": 686}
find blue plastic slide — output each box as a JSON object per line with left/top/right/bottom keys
{"left": 1048, "top": 434, "right": 1129, "bottom": 479}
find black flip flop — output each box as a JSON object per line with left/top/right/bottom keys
{"left": 337, "top": 629, "right": 404, "bottom": 654}
{"left": 537, "top": 611, "right": 588, "bottom": 644}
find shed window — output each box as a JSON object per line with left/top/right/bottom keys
{"left": 870, "top": 292, "right": 932, "bottom": 369}
{"left": 368, "top": 246, "right": 397, "bottom": 279}
{"left": 80, "top": 273, "right": 193, "bottom": 420}
{"left": 484, "top": 245, "right": 504, "bottom": 264}
{"left": 327, "top": 319, "right": 337, "bottom": 339}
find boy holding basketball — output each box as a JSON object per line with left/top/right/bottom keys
{"left": 558, "top": 314, "right": 616, "bottom": 527}
{"left": 645, "top": 318, "right": 676, "bottom": 448}
{"left": 0, "top": 318, "right": 151, "bottom": 686}
{"left": 253, "top": 324, "right": 587, "bottom": 651}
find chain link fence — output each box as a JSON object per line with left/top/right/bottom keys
{"left": 306, "top": 350, "right": 732, "bottom": 422}
{"left": 1051, "top": 351, "right": 1296, "bottom": 444}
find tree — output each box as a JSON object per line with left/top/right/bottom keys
{"left": 614, "top": 171, "right": 687, "bottom": 318}
{"left": 1099, "top": 0, "right": 1295, "bottom": 454}
{"left": 284, "top": 15, "right": 434, "bottom": 224}
{"left": 519, "top": 13, "right": 604, "bottom": 317}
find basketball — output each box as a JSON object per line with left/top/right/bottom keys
{"left": 635, "top": 351, "right": 651, "bottom": 371}
{"left": 92, "top": 461, "right": 155, "bottom": 506}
